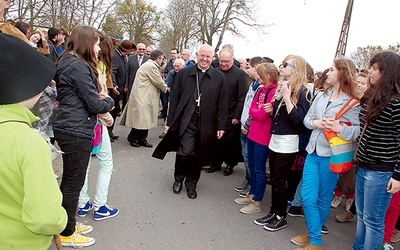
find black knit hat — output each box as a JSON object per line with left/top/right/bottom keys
{"left": 0, "top": 33, "right": 56, "bottom": 105}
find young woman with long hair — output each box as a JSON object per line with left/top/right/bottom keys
{"left": 78, "top": 32, "right": 119, "bottom": 222}
{"left": 254, "top": 55, "right": 312, "bottom": 231}
{"left": 291, "top": 58, "right": 360, "bottom": 250}
{"left": 53, "top": 26, "right": 114, "bottom": 248}
{"left": 353, "top": 51, "right": 400, "bottom": 250}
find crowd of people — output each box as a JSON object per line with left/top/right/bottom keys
{"left": 1, "top": 0, "right": 400, "bottom": 248}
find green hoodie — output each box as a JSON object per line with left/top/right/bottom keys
{"left": 0, "top": 104, "right": 67, "bottom": 249}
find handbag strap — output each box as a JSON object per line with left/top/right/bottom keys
{"left": 353, "top": 122, "right": 368, "bottom": 161}
{"left": 335, "top": 97, "right": 359, "bottom": 120}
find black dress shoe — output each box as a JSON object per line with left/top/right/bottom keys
{"left": 202, "top": 166, "right": 212, "bottom": 171}
{"left": 109, "top": 132, "right": 119, "bottom": 140}
{"left": 206, "top": 165, "right": 221, "bottom": 173}
{"left": 139, "top": 140, "right": 153, "bottom": 148}
{"left": 223, "top": 165, "right": 234, "bottom": 176}
{"left": 172, "top": 180, "right": 183, "bottom": 194}
{"left": 130, "top": 140, "right": 140, "bottom": 147}
{"left": 187, "top": 189, "right": 197, "bottom": 199}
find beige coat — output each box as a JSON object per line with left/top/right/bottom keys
{"left": 122, "top": 59, "right": 167, "bottom": 129}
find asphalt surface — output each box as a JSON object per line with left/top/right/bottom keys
{"left": 51, "top": 118, "right": 397, "bottom": 250}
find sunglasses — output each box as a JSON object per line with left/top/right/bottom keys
{"left": 138, "top": 48, "right": 146, "bottom": 51}
{"left": 280, "top": 61, "right": 295, "bottom": 68}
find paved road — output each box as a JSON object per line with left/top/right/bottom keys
{"left": 52, "top": 118, "right": 386, "bottom": 250}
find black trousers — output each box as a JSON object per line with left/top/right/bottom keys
{"left": 211, "top": 122, "right": 242, "bottom": 167}
{"left": 269, "top": 149, "right": 297, "bottom": 217}
{"left": 108, "top": 90, "right": 121, "bottom": 133}
{"left": 55, "top": 131, "right": 91, "bottom": 236}
{"left": 174, "top": 112, "right": 201, "bottom": 190}
{"left": 127, "top": 128, "right": 149, "bottom": 143}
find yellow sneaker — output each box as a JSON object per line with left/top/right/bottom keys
{"left": 60, "top": 232, "right": 95, "bottom": 248}
{"left": 75, "top": 222, "right": 93, "bottom": 235}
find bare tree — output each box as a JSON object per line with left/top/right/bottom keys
{"left": 159, "top": 0, "right": 198, "bottom": 54}
{"left": 195, "top": 0, "right": 267, "bottom": 52}
{"left": 7, "top": 0, "right": 116, "bottom": 31}
{"left": 350, "top": 44, "right": 400, "bottom": 70}
{"left": 115, "top": 0, "right": 160, "bottom": 45}
{"left": 159, "top": 0, "right": 268, "bottom": 54}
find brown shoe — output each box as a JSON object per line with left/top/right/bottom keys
{"left": 335, "top": 211, "right": 354, "bottom": 223}
{"left": 392, "top": 229, "right": 400, "bottom": 243}
{"left": 240, "top": 201, "right": 261, "bottom": 214}
{"left": 294, "top": 244, "right": 323, "bottom": 250}
{"left": 234, "top": 195, "right": 254, "bottom": 205}
{"left": 291, "top": 233, "right": 309, "bottom": 246}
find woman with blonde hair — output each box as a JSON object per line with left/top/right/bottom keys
{"left": 254, "top": 55, "right": 312, "bottom": 231}
{"left": 291, "top": 58, "right": 360, "bottom": 249}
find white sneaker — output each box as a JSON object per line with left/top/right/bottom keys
{"left": 345, "top": 198, "right": 354, "bottom": 212}
{"left": 331, "top": 195, "right": 342, "bottom": 208}
{"left": 382, "top": 243, "right": 394, "bottom": 250}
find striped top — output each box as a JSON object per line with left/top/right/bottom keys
{"left": 357, "top": 99, "right": 400, "bottom": 180}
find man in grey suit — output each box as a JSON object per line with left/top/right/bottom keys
{"left": 124, "top": 43, "right": 150, "bottom": 109}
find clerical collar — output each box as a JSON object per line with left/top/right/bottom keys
{"left": 197, "top": 66, "right": 209, "bottom": 73}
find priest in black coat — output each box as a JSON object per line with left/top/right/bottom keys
{"left": 152, "top": 44, "right": 228, "bottom": 199}
{"left": 206, "top": 48, "right": 248, "bottom": 175}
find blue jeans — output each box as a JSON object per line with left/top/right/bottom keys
{"left": 301, "top": 153, "right": 338, "bottom": 246}
{"left": 352, "top": 167, "right": 393, "bottom": 250}
{"left": 247, "top": 139, "right": 268, "bottom": 201}
{"left": 240, "top": 133, "right": 250, "bottom": 181}
{"left": 292, "top": 179, "right": 302, "bottom": 207}
{"left": 79, "top": 124, "right": 114, "bottom": 208}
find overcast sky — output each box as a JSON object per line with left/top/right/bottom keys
{"left": 151, "top": 0, "right": 400, "bottom": 71}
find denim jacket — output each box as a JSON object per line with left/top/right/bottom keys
{"left": 304, "top": 89, "right": 361, "bottom": 157}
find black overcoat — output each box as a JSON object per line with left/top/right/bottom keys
{"left": 152, "top": 66, "right": 228, "bottom": 166}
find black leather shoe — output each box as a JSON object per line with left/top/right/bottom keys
{"left": 130, "top": 140, "right": 140, "bottom": 147}
{"left": 223, "top": 165, "right": 234, "bottom": 176}
{"left": 202, "top": 166, "right": 212, "bottom": 171}
{"left": 109, "top": 132, "right": 119, "bottom": 140}
{"left": 206, "top": 165, "right": 221, "bottom": 173}
{"left": 172, "top": 180, "right": 183, "bottom": 194}
{"left": 139, "top": 140, "right": 153, "bottom": 148}
{"left": 187, "top": 189, "right": 197, "bottom": 199}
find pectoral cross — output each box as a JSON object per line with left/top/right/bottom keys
{"left": 196, "top": 93, "right": 202, "bottom": 107}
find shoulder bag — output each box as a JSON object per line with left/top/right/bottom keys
{"left": 323, "top": 97, "right": 359, "bottom": 173}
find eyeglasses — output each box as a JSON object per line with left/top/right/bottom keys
{"left": 280, "top": 61, "right": 295, "bottom": 68}
{"left": 138, "top": 48, "right": 146, "bottom": 51}
{"left": 219, "top": 59, "right": 232, "bottom": 64}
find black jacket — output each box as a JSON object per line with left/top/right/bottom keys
{"left": 153, "top": 66, "right": 228, "bottom": 165}
{"left": 53, "top": 54, "right": 114, "bottom": 139}
{"left": 126, "top": 53, "right": 149, "bottom": 97}
{"left": 217, "top": 65, "right": 248, "bottom": 120}
{"left": 111, "top": 49, "right": 127, "bottom": 90}
{"left": 46, "top": 39, "right": 58, "bottom": 63}
{"left": 270, "top": 86, "right": 311, "bottom": 135}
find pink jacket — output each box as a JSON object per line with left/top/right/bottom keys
{"left": 247, "top": 84, "right": 277, "bottom": 146}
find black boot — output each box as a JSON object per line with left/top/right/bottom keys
{"left": 223, "top": 165, "right": 234, "bottom": 176}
